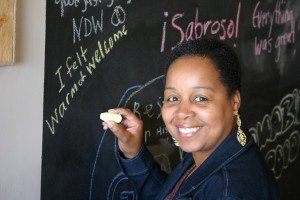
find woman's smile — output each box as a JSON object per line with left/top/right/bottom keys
{"left": 177, "top": 126, "right": 201, "bottom": 137}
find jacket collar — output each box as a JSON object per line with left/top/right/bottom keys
{"left": 178, "top": 130, "right": 254, "bottom": 196}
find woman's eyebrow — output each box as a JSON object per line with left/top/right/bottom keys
{"left": 164, "top": 86, "right": 175, "bottom": 90}
{"left": 164, "top": 86, "right": 215, "bottom": 92}
{"left": 192, "top": 86, "right": 215, "bottom": 91}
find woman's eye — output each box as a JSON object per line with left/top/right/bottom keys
{"left": 166, "top": 96, "right": 178, "bottom": 102}
{"left": 195, "top": 96, "right": 208, "bottom": 102}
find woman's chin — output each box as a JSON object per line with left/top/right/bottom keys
{"left": 179, "top": 142, "right": 202, "bottom": 153}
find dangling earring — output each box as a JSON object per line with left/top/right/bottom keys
{"left": 234, "top": 110, "right": 247, "bottom": 146}
{"left": 172, "top": 137, "right": 180, "bottom": 147}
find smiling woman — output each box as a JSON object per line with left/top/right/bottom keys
{"left": 162, "top": 55, "right": 240, "bottom": 167}
{"left": 103, "top": 38, "right": 279, "bottom": 199}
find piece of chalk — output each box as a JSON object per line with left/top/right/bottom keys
{"left": 100, "top": 112, "right": 122, "bottom": 123}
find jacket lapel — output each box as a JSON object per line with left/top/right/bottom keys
{"left": 155, "top": 153, "right": 195, "bottom": 199}
{"left": 179, "top": 131, "right": 253, "bottom": 196}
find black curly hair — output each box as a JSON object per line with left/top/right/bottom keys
{"left": 164, "top": 38, "right": 241, "bottom": 96}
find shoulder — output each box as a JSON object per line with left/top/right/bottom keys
{"left": 192, "top": 139, "right": 278, "bottom": 199}
{"left": 193, "top": 149, "right": 279, "bottom": 199}
{"left": 193, "top": 167, "right": 278, "bottom": 199}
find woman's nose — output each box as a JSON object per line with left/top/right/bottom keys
{"left": 176, "top": 100, "right": 194, "bottom": 119}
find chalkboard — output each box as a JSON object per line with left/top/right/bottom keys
{"left": 42, "top": 0, "right": 300, "bottom": 199}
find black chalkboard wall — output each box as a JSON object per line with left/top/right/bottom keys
{"left": 42, "top": 0, "right": 300, "bottom": 199}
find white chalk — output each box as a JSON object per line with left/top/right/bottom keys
{"left": 100, "top": 112, "right": 122, "bottom": 123}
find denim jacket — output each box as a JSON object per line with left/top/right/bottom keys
{"left": 117, "top": 131, "right": 279, "bottom": 199}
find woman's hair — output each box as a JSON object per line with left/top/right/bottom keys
{"left": 164, "top": 38, "right": 241, "bottom": 96}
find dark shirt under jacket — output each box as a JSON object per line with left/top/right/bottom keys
{"left": 117, "top": 130, "right": 279, "bottom": 199}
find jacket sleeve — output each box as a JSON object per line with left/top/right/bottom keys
{"left": 116, "top": 145, "right": 168, "bottom": 199}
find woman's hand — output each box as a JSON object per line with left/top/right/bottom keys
{"left": 102, "top": 108, "right": 143, "bottom": 159}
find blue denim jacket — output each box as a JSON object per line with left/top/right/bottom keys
{"left": 118, "top": 131, "right": 279, "bottom": 199}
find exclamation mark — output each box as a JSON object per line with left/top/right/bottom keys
{"left": 234, "top": 2, "right": 241, "bottom": 48}
{"left": 160, "top": 11, "right": 168, "bottom": 52}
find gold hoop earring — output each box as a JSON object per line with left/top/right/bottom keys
{"left": 172, "top": 137, "right": 180, "bottom": 147}
{"left": 234, "top": 110, "right": 247, "bottom": 146}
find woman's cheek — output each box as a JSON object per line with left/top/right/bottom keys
{"left": 162, "top": 106, "right": 174, "bottom": 128}
{"left": 161, "top": 107, "right": 170, "bottom": 126}
{"left": 197, "top": 107, "right": 218, "bottom": 124}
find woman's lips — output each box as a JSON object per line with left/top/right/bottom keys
{"left": 178, "top": 127, "right": 201, "bottom": 137}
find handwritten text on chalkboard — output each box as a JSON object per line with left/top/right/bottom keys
{"left": 250, "top": 88, "right": 300, "bottom": 179}
{"left": 253, "top": 0, "right": 296, "bottom": 63}
{"left": 46, "top": 25, "right": 128, "bottom": 134}
{"left": 160, "top": 2, "right": 241, "bottom": 52}
{"left": 54, "top": 0, "right": 131, "bottom": 44}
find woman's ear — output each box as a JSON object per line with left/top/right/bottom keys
{"left": 231, "top": 90, "right": 241, "bottom": 111}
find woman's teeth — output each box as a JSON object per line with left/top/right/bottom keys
{"left": 179, "top": 127, "right": 200, "bottom": 134}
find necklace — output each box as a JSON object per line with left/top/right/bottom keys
{"left": 165, "top": 164, "right": 197, "bottom": 200}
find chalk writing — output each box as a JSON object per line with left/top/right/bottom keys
{"left": 107, "top": 172, "right": 136, "bottom": 200}
{"left": 249, "top": 89, "right": 300, "bottom": 179}
{"left": 82, "top": 0, "right": 112, "bottom": 12}
{"left": 132, "top": 98, "right": 163, "bottom": 120}
{"left": 73, "top": 11, "right": 104, "bottom": 44}
{"left": 252, "top": 0, "right": 297, "bottom": 63}
{"left": 111, "top": 5, "right": 126, "bottom": 27}
{"left": 122, "top": 78, "right": 175, "bottom": 145}
{"left": 54, "top": 0, "right": 80, "bottom": 17}
{"left": 54, "top": 0, "right": 131, "bottom": 17}
{"left": 89, "top": 86, "right": 142, "bottom": 200}
{"left": 45, "top": 25, "right": 128, "bottom": 135}
{"left": 73, "top": 5, "right": 127, "bottom": 43}
{"left": 53, "top": 0, "right": 131, "bottom": 44}
{"left": 264, "top": 131, "right": 300, "bottom": 179}
{"left": 89, "top": 79, "right": 167, "bottom": 199}
{"left": 143, "top": 125, "right": 168, "bottom": 143}
{"left": 160, "top": 2, "right": 241, "bottom": 52}
{"left": 120, "top": 191, "right": 136, "bottom": 200}
{"left": 122, "top": 76, "right": 183, "bottom": 175}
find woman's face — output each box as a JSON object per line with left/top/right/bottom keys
{"left": 162, "top": 56, "right": 240, "bottom": 163}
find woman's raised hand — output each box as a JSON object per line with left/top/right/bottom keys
{"left": 102, "top": 108, "right": 143, "bottom": 159}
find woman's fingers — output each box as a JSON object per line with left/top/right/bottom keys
{"left": 102, "top": 122, "right": 108, "bottom": 130}
{"left": 108, "top": 108, "right": 140, "bottom": 123}
{"left": 105, "top": 121, "right": 130, "bottom": 143}
{"left": 108, "top": 108, "right": 142, "bottom": 132}
{"left": 102, "top": 108, "right": 143, "bottom": 158}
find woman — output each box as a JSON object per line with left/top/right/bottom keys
{"left": 102, "top": 38, "right": 279, "bottom": 199}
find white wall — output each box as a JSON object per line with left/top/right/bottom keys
{"left": 0, "top": 0, "right": 45, "bottom": 199}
